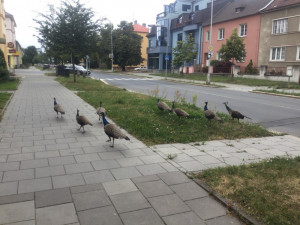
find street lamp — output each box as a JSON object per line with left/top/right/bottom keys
{"left": 206, "top": 0, "right": 214, "bottom": 85}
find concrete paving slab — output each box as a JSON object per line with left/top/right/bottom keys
{"left": 111, "top": 166, "right": 142, "bottom": 179}
{"left": 110, "top": 190, "right": 150, "bottom": 213}
{"left": 148, "top": 194, "right": 190, "bottom": 217}
{"left": 48, "top": 155, "right": 76, "bottom": 166}
{"left": 0, "top": 201, "right": 34, "bottom": 224}
{"left": 36, "top": 203, "right": 78, "bottom": 225}
{"left": 70, "top": 183, "right": 103, "bottom": 194}
{"left": 18, "top": 177, "right": 52, "bottom": 194}
{"left": 78, "top": 205, "right": 123, "bottom": 225}
{"left": 35, "top": 188, "right": 72, "bottom": 208}
{"left": 170, "top": 182, "right": 208, "bottom": 201}
{"left": 206, "top": 215, "right": 243, "bottom": 225}
{"left": 158, "top": 171, "right": 191, "bottom": 185}
{"left": 162, "top": 211, "right": 205, "bottom": 225}
{"left": 99, "top": 151, "right": 125, "bottom": 160}
{"left": 131, "top": 174, "right": 160, "bottom": 184}
{"left": 52, "top": 174, "right": 85, "bottom": 189}
{"left": 120, "top": 207, "right": 165, "bottom": 225}
{"left": 73, "top": 190, "right": 111, "bottom": 211}
{"left": 64, "top": 162, "right": 94, "bottom": 174}
{"left": 75, "top": 153, "right": 101, "bottom": 163}
{"left": 136, "top": 180, "right": 173, "bottom": 198}
{"left": 82, "top": 170, "right": 115, "bottom": 184}
{"left": 2, "top": 169, "right": 34, "bottom": 182}
{"left": 186, "top": 197, "right": 226, "bottom": 220}
{"left": 103, "top": 179, "right": 137, "bottom": 196}
{"left": 0, "top": 193, "right": 34, "bottom": 205}
{"left": 136, "top": 163, "right": 167, "bottom": 176}
{"left": 35, "top": 166, "right": 65, "bottom": 178}
{"left": 20, "top": 159, "right": 48, "bottom": 169}
{"left": 91, "top": 159, "right": 120, "bottom": 170}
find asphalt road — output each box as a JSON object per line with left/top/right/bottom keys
{"left": 90, "top": 71, "right": 300, "bottom": 137}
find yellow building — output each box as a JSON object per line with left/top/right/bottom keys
{"left": 133, "top": 21, "right": 149, "bottom": 67}
{"left": 0, "top": 0, "right": 8, "bottom": 67}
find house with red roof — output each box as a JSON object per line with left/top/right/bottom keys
{"left": 133, "top": 21, "right": 149, "bottom": 67}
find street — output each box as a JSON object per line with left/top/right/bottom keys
{"left": 90, "top": 71, "right": 300, "bottom": 137}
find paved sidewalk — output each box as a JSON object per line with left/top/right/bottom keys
{"left": 0, "top": 70, "right": 299, "bottom": 225}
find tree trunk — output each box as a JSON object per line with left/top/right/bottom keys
{"left": 231, "top": 58, "right": 234, "bottom": 79}
{"left": 122, "top": 66, "right": 125, "bottom": 71}
{"left": 72, "top": 53, "right": 76, "bottom": 83}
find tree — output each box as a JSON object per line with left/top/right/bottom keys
{"left": 98, "top": 24, "right": 114, "bottom": 69}
{"left": 112, "top": 21, "right": 143, "bottom": 71}
{"left": 0, "top": 48, "right": 9, "bottom": 80}
{"left": 219, "top": 28, "right": 246, "bottom": 77}
{"left": 35, "top": 0, "right": 101, "bottom": 82}
{"left": 22, "top": 46, "right": 38, "bottom": 66}
{"left": 172, "top": 34, "right": 197, "bottom": 74}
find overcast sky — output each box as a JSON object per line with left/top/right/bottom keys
{"left": 5, "top": 0, "right": 172, "bottom": 48}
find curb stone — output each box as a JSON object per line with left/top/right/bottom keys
{"left": 251, "top": 90, "right": 300, "bottom": 99}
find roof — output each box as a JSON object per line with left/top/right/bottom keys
{"left": 133, "top": 23, "right": 149, "bottom": 33}
{"left": 203, "top": 0, "right": 272, "bottom": 26}
{"left": 261, "top": 0, "right": 300, "bottom": 12}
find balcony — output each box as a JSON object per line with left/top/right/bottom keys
{"left": 156, "top": 12, "right": 166, "bottom": 20}
{"left": 183, "top": 24, "right": 198, "bottom": 32}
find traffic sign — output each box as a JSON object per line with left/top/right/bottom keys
{"left": 208, "top": 51, "right": 213, "bottom": 59}
{"left": 165, "top": 55, "right": 170, "bottom": 61}
{"left": 208, "top": 45, "right": 214, "bottom": 51}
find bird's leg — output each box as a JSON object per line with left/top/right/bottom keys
{"left": 78, "top": 126, "right": 82, "bottom": 131}
{"left": 111, "top": 138, "right": 114, "bottom": 148}
{"left": 56, "top": 112, "right": 58, "bottom": 118}
{"left": 82, "top": 126, "right": 85, "bottom": 133}
{"left": 106, "top": 137, "right": 111, "bottom": 142}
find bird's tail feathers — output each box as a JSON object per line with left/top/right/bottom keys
{"left": 244, "top": 116, "right": 252, "bottom": 120}
{"left": 125, "top": 136, "right": 130, "bottom": 141}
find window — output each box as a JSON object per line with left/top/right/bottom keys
{"left": 273, "top": 18, "right": 288, "bottom": 34}
{"left": 177, "top": 33, "right": 183, "bottom": 42}
{"left": 270, "top": 47, "right": 285, "bottom": 61}
{"left": 216, "top": 52, "right": 221, "bottom": 61}
{"left": 195, "top": 5, "right": 199, "bottom": 11}
{"left": 235, "top": 7, "right": 244, "bottom": 13}
{"left": 177, "top": 16, "right": 182, "bottom": 24}
{"left": 297, "top": 46, "right": 300, "bottom": 60}
{"left": 149, "top": 40, "right": 152, "bottom": 48}
{"left": 206, "top": 31, "right": 210, "bottom": 41}
{"left": 182, "top": 4, "right": 191, "bottom": 11}
{"left": 239, "top": 24, "right": 247, "bottom": 37}
{"left": 218, "top": 28, "right": 224, "bottom": 40}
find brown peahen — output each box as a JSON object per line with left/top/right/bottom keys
{"left": 172, "top": 101, "right": 190, "bottom": 118}
{"left": 157, "top": 99, "right": 172, "bottom": 112}
{"left": 96, "top": 101, "right": 107, "bottom": 123}
{"left": 76, "top": 109, "right": 93, "bottom": 133}
{"left": 223, "top": 102, "right": 251, "bottom": 121}
{"left": 54, "top": 97, "right": 65, "bottom": 118}
{"left": 204, "top": 102, "right": 223, "bottom": 123}
{"left": 100, "top": 112, "right": 130, "bottom": 147}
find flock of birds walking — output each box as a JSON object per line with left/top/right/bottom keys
{"left": 54, "top": 97, "right": 251, "bottom": 147}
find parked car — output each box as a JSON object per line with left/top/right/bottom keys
{"left": 43, "top": 64, "right": 50, "bottom": 70}
{"left": 65, "top": 65, "right": 91, "bottom": 75}
{"left": 134, "top": 66, "right": 147, "bottom": 71}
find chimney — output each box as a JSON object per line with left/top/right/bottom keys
{"left": 142, "top": 23, "right": 146, "bottom": 27}
{"left": 134, "top": 20, "right": 137, "bottom": 24}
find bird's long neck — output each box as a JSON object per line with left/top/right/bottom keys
{"left": 100, "top": 102, "right": 102, "bottom": 107}
{"left": 172, "top": 102, "right": 175, "bottom": 109}
{"left": 102, "top": 114, "right": 109, "bottom": 125}
{"left": 157, "top": 99, "right": 159, "bottom": 104}
{"left": 54, "top": 99, "right": 57, "bottom": 105}
{"left": 76, "top": 110, "right": 79, "bottom": 117}
{"left": 204, "top": 103, "right": 208, "bottom": 111}
{"left": 225, "top": 103, "right": 231, "bottom": 112}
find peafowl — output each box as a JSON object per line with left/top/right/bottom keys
{"left": 100, "top": 112, "right": 130, "bottom": 147}
{"left": 223, "top": 102, "right": 251, "bottom": 121}
{"left": 76, "top": 109, "right": 93, "bottom": 133}
{"left": 96, "top": 101, "right": 107, "bottom": 123}
{"left": 157, "top": 99, "right": 172, "bottom": 112}
{"left": 54, "top": 97, "right": 65, "bottom": 118}
{"left": 172, "top": 101, "right": 190, "bottom": 118}
{"left": 204, "top": 101, "right": 223, "bottom": 123}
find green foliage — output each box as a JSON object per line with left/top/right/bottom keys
{"left": 172, "top": 34, "right": 197, "bottom": 72}
{"left": 112, "top": 21, "right": 144, "bottom": 71}
{"left": 244, "top": 59, "right": 258, "bottom": 75}
{"left": 219, "top": 28, "right": 246, "bottom": 64}
{"left": 0, "top": 48, "right": 9, "bottom": 80}
{"left": 35, "top": 0, "right": 101, "bottom": 78}
{"left": 22, "top": 46, "right": 38, "bottom": 66}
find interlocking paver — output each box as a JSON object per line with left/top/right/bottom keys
{"left": 60, "top": 148, "right": 84, "bottom": 156}
{"left": 75, "top": 153, "right": 101, "bottom": 163}
{"left": 0, "top": 193, "right": 34, "bottom": 205}
{"left": 35, "top": 151, "right": 60, "bottom": 159}
{"left": 99, "top": 151, "right": 125, "bottom": 160}
{"left": 64, "top": 162, "right": 94, "bottom": 174}
{"left": 36, "top": 203, "right": 78, "bottom": 225}
{"left": 73, "top": 190, "right": 111, "bottom": 211}
{"left": 70, "top": 183, "right": 103, "bottom": 194}
{"left": 120, "top": 208, "right": 165, "bottom": 225}
{"left": 7, "top": 153, "right": 34, "bottom": 162}
{"left": 48, "top": 155, "right": 76, "bottom": 166}
{"left": 0, "top": 182, "right": 18, "bottom": 196}
{"left": 117, "top": 157, "right": 144, "bottom": 167}
{"left": 91, "top": 159, "right": 120, "bottom": 170}
{"left": 35, "top": 188, "right": 72, "bottom": 208}
{"left": 18, "top": 177, "right": 52, "bottom": 194}
{"left": 103, "top": 179, "right": 137, "bottom": 196}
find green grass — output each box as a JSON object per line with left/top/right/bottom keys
{"left": 194, "top": 156, "right": 300, "bottom": 225}
{"left": 0, "top": 78, "right": 19, "bottom": 90}
{"left": 0, "top": 93, "right": 12, "bottom": 120}
{"left": 255, "top": 89, "right": 300, "bottom": 97}
{"left": 45, "top": 72, "right": 57, "bottom": 77}
{"left": 56, "top": 76, "right": 274, "bottom": 146}
{"left": 150, "top": 73, "right": 300, "bottom": 89}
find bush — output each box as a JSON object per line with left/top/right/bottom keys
{"left": 202, "top": 66, "right": 208, "bottom": 73}
{"left": 245, "top": 59, "right": 258, "bottom": 75}
{"left": 213, "top": 60, "right": 232, "bottom": 73}
{"left": 0, "top": 49, "right": 9, "bottom": 80}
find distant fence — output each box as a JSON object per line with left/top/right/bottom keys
{"left": 264, "top": 67, "right": 287, "bottom": 76}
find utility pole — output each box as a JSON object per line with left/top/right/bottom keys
{"left": 206, "top": 0, "right": 214, "bottom": 85}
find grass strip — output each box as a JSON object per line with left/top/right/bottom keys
{"left": 255, "top": 89, "right": 300, "bottom": 97}
{"left": 56, "top": 76, "right": 274, "bottom": 146}
{"left": 194, "top": 156, "right": 300, "bottom": 225}
{"left": 0, "top": 78, "right": 19, "bottom": 90}
{"left": 149, "top": 73, "right": 300, "bottom": 89}
{"left": 0, "top": 93, "right": 12, "bottom": 120}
